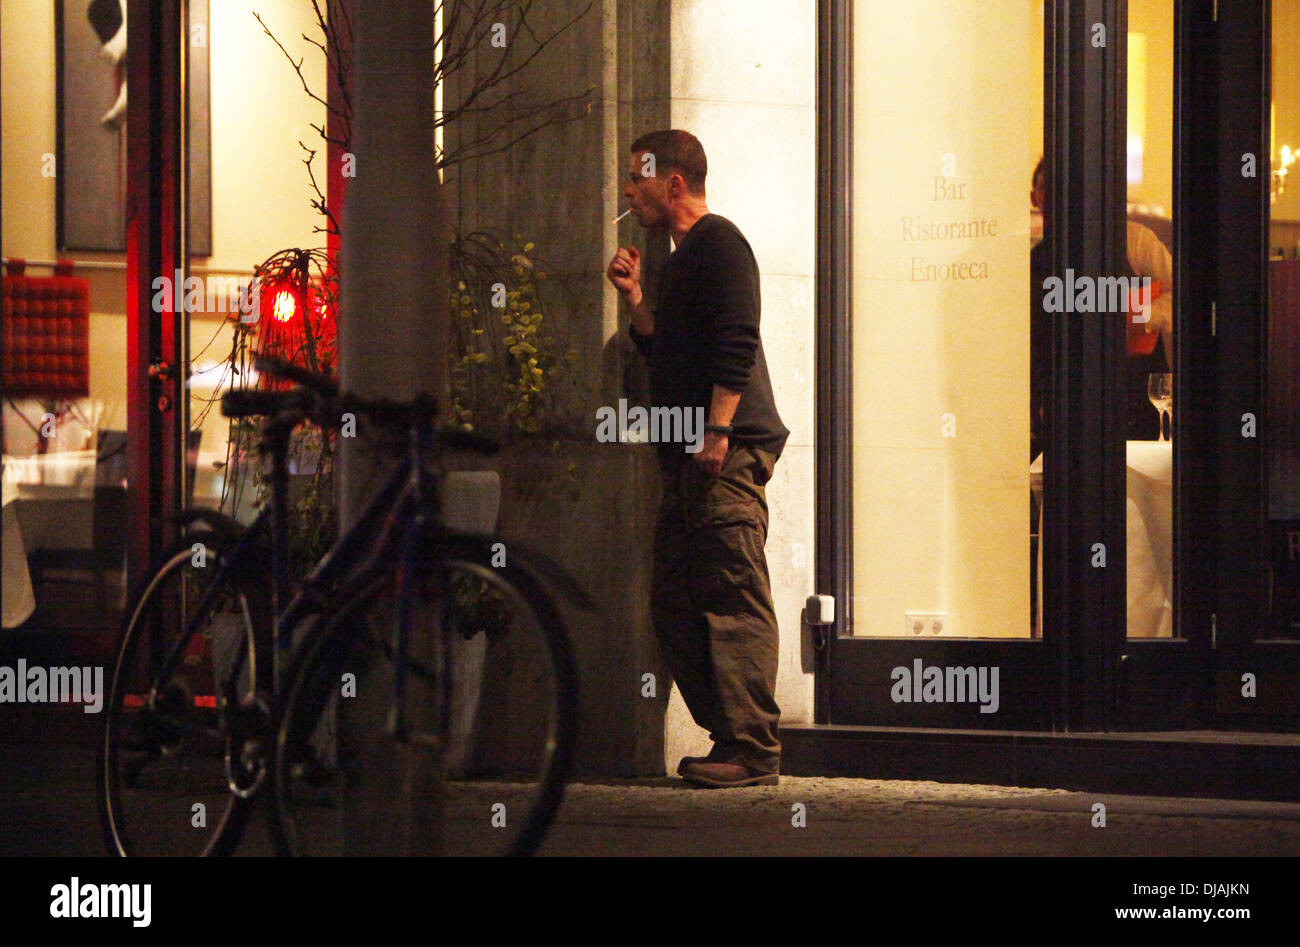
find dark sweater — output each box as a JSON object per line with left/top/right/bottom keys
{"left": 629, "top": 214, "right": 789, "bottom": 470}
{"left": 1029, "top": 236, "right": 1168, "bottom": 458}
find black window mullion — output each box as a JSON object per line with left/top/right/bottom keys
{"left": 1046, "top": 0, "right": 1128, "bottom": 730}
{"left": 815, "top": 0, "right": 853, "bottom": 724}
{"left": 1173, "top": 0, "right": 1218, "bottom": 725}
{"left": 1215, "top": 0, "right": 1270, "bottom": 656}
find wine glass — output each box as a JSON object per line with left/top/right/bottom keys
{"left": 1147, "top": 373, "right": 1173, "bottom": 442}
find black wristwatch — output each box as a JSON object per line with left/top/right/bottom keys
{"left": 704, "top": 424, "right": 733, "bottom": 435}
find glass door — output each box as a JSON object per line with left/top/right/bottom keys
{"left": 1113, "top": 0, "right": 1208, "bottom": 728}
{"left": 1119, "top": 0, "right": 1300, "bottom": 732}
{"left": 0, "top": 1, "right": 159, "bottom": 634}
{"left": 820, "top": 0, "right": 1053, "bottom": 728}
{"left": 820, "top": 0, "right": 1232, "bottom": 732}
{"left": 1212, "top": 0, "right": 1300, "bottom": 729}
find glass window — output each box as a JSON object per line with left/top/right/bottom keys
{"left": 850, "top": 0, "right": 1043, "bottom": 638}
{"left": 1125, "top": 0, "right": 1175, "bottom": 639}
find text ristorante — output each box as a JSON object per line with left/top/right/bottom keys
{"left": 901, "top": 215, "right": 1000, "bottom": 241}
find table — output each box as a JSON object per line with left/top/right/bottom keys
{"left": 2, "top": 451, "right": 97, "bottom": 629}
{"left": 1030, "top": 440, "right": 1173, "bottom": 637}
{"left": 2, "top": 478, "right": 36, "bottom": 628}
{"left": 1125, "top": 441, "right": 1173, "bottom": 637}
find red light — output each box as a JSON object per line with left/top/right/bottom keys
{"left": 272, "top": 288, "right": 298, "bottom": 323}
{"left": 121, "top": 693, "right": 215, "bottom": 709}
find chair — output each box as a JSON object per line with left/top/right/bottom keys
{"left": 28, "top": 484, "right": 128, "bottom": 625}
{"left": 27, "top": 429, "right": 127, "bottom": 624}
{"left": 28, "top": 429, "right": 201, "bottom": 625}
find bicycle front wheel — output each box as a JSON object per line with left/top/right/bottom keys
{"left": 270, "top": 535, "right": 578, "bottom": 856}
{"left": 98, "top": 531, "right": 271, "bottom": 856}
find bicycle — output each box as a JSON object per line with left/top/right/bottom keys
{"left": 97, "top": 356, "right": 588, "bottom": 856}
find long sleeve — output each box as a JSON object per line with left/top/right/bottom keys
{"left": 1127, "top": 221, "right": 1174, "bottom": 338}
{"left": 702, "top": 229, "right": 761, "bottom": 393}
{"left": 629, "top": 321, "right": 654, "bottom": 362}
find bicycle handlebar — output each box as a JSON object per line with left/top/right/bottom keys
{"left": 251, "top": 354, "right": 499, "bottom": 455}
{"left": 254, "top": 355, "right": 339, "bottom": 395}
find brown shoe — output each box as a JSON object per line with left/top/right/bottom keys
{"left": 676, "top": 755, "right": 710, "bottom": 776}
{"left": 682, "top": 761, "right": 779, "bottom": 788}
{"left": 676, "top": 741, "right": 734, "bottom": 776}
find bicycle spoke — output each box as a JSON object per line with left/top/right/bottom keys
{"left": 271, "top": 543, "right": 576, "bottom": 857}
{"left": 99, "top": 539, "right": 269, "bottom": 856}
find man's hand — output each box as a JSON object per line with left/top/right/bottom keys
{"left": 606, "top": 246, "right": 642, "bottom": 303}
{"left": 695, "top": 431, "right": 728, "bottom": 476}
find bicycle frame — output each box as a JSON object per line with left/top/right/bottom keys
{"left": 273, "top": 453, "right": 419, "bottom": 692}
{"left": 147, "top": 453, "right": 414, "bottom": 732}
{"left": 153, "top": 412, "right": 593, "bottom": 783}
{"left": 276, "top": 424, "right": 438, "bottom": 743}
{"left": 111, "top": 358, "right": 592, "bottom": 855}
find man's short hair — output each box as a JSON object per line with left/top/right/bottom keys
{"left": 1032, "top": 157, "right": 1045, "bottom": 189}
{"left": 631, "top": 129, "right": 707, "bottom": 195}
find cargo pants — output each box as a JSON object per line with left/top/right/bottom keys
{"left": 651, "top": 443, "right": 781, "bottom": 774}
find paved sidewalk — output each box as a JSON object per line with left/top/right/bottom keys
{"left": 538, "top": 777, "right": 1300, "bottom": 856}
{"left": 5, "top": 743, "right": 1300, "bottom": 857}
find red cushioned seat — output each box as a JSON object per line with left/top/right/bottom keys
{"left": 2, "top": 261, "right": 90, "bottom": 397}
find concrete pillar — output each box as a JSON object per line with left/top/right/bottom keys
{"left": 336, "top": 0, "right": 447, "bottom": 855}
{"left": 439, "top": 0, "right": 817, "bottom": 777}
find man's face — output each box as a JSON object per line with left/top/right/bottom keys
{"left": 624, "top": 150, "right": 672, "bottom": 228}
{"left": 1031, "top": 170, "right": 1049, "bottom": 224}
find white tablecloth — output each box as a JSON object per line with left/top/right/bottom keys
{"left": 1030, "top": 441, "right": 1173, "bottom": 637}
{"left": 1125, "top": 441, "right": 1173, "bottom": 637}
{"left": 2, "top": 451, "right": 97, "bottom": 629}
{"left": 2, "top": 478, "right": 36, "bottom": 629}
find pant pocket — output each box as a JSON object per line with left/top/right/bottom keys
{"left": 692, "top": 499, "right": 768, "bottom": 600}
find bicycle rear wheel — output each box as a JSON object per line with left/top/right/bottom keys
{"left": 98, "top": 531, "right": 271, "bottom": 856}
{"left": 270, "top": 535, "right": 578, "bottom": 856}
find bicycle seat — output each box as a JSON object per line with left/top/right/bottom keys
{"left": 339, "top": 392, "right": 441, "bottom": 427}
{"left": 221, "top": 387, "right": 312, "bottom": 419}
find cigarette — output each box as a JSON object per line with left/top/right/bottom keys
{"left": 612, "top": 208, "right": 633, "bottom": 224}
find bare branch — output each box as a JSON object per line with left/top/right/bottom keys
{"left": 258, "top": 0, "right": 595, "bottom": 236}
{"left": 253, "top": 11, "right": 348, "bottom": 122}
{"left": 299, "top": 140, "right": 341, "bottom": 237}
{"left": 325, "top": 0, "right": 354, "bottom": 120}
{"left": 439, "top": 0, "right": 593, "bottom": 130}
{"left": 439, "top": 92, "right": 594, "bottom": 170}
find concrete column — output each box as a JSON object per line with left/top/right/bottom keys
{"left": 437, "top": 0, "right": 817, "bottom": 777}
{"left": 439, "top": 0, "right": 671, "bottom": 777}
{"left": 336, "top": 0, "right": 447, "bottom": 855}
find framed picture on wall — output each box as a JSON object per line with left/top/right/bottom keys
{"left": 56, "top": 0, "right": 211, "bottom": 254}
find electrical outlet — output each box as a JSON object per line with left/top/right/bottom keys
{"left": 904, "top": 612, "right": 948, "bottom": 636}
